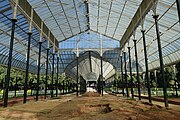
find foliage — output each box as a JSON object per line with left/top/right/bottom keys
{"left": 0, "top": 89, "right": 4, "bottom": 94}
{"left": 164, "top": 66, "right": 175, "bottom": 87}
{"left": 149, "top": 72, "right": 157, "bottom": 87}
{"left": 114, "top": 73, "right": 143, "bottom": 89}
{"left": 0, "top": 65, "right": 75, "bottom": 92}
{"left": 176, "top": 62, "right": 180, "bottom": 85}
{"left": 27, "top": 89, "right": 32, "bottom": 94}
{"left": 0, "top": 66, "right": 6, "bottom": 89}
{"left": 156, "top": 64, "right": 178, "bottom": 88}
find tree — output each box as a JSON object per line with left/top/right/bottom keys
{"left": 164, "top": 66, "right": 175, "bottom": 88}
{"left": 0, "top": 66, "right": 6, "bottom": 90}
{"left": 175, "top": 62, "right": 180, "bottom": 88}
{"left": 150, "top": 72, "right": 156, "bottom": 87}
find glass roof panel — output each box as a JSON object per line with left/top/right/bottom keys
{"left": 89, "top": 0, "right": 142, "bottom": 40}
{"left": 27, "top": 0, "right": 88, "bottom": 42}
{"left": 129, "top": 0, "right": 180, "bottom": 70}
{"left": 0, "top": 0, "right": 180, "bottom": 77}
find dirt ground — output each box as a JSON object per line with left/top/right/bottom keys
{"left": 0, "top": 93, "right": 180, "bottom": 120}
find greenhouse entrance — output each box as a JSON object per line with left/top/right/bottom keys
{"left": 65, "top": 51, "right": 115, "bottom": 95}
{"left": 0, "top": 0, "right": 180, "bottom": 119}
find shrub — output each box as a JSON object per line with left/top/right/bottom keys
{"left": 27, "top": 89, "right": 32, "bottom": 94}
{"left": 0, "top": 90, "right": 4, "bottom": 94}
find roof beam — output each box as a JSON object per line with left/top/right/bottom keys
{"left": 58, "top": 29, "right": 89, "bottom": 43}
{"left": 84, "top": 0, "right": 90, "bottom": 30}
{"left": 90, "top": 29, "right": 119, "bottom": 41}
{"left": 58, "top": 0, "right": 73, "bottom": 35}
{"left": 72, "top": 0, "right": 82, "bottom": 33}
{"left": 112, "top": 0, "right": 127, "bottom": 38}
{"left": 120, "top": 0, "right": 157, "bottom": 49}
{"left": 96, "top": 0, "right": 100, "bottom": 32}
{"left": 59, "top": 48, "right": 120, "bottom": 52}
{"left": 42, "top": 0, "right": 66, "bottom": 41}
{"left": 104, "top": 0, "right": 113, "bottom": 35}
{"left": 89, "top": 51, "right": 92, "bottom": 72}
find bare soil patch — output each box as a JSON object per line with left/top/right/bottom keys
{"left": 82, "top": 92, "right": 100, "bottom": 97}
{"left": 80, "top": 103, "right": 112, "bottom": 114}
{"left": 0, "top": 93, "right": 180, "bottom": 120}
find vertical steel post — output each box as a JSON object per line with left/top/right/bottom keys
{"left": 116, "top": 77, "right": 118, "bottom": 93}
{"left": 133, "top": 40, "right": 141, "bottom": 100}
{"left": 66, "top": 80, "right": 68, "bottom": 93}
{"left": 97, "top": 76, "right": 101, "bottom": 94}
{"left": 99, "top": 34, "right": 103, "bottom": 95}
{"left": 76, "top": 57, "right": 79, "bottom": 96}
{"left": 3, "top": 75, "right": 6, "bottom": 99}
{"left": 76, "top": 35, "right": 79, "bottom": 96}
{"left": 153, "top": 14, "right": 168, "bottom": 107}
{"left": 51, "top": 53, "right": 55, "bottom": 98}
{"left": 141, "top": 30, "right": 152, "bottom": 103}
{"left": 120, "top": 55, "right": 125, "bottom": 96}
{"left": 63, "top": 80, "right": 65, "bottom": 95}
{"left": 36, "top": 41, "right": 42, "bottom": 101}
{"left": 176, "top": 0, "right": 180, "bottom": 23}
{"left": 124, "top": 52, "right": 129, "bottom": 97}
{"left": 101, "top": 56, "right": 103, "bottom": 96}
{"left": 128, "top": 47, "right": 134, "bottom": 99}
{"left": 23, "top": 32, "right": 32, "bottom": 104}
{"left": 45, "top": 48, "right": 49, "bottom": 99}
{"left": 56, "top": 56, "right": 59, "bottom": 97}
{"left": 4, "top": 19, "right": 17, "bottom": 107}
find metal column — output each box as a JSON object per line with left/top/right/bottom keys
{"left": 153, "top": 15, "right": 168, "bottom": 107}
{"left": 63, "top": 80, "right": 65, "bottom": 95}
{"left": 101, "top": 56, "right": 103, "bottom": 96}
{"left": 99, "top": 33, "right": 103, "bottom": 95}
{"left": 4, "top": 19, "right": 17, "bottom": 107}
{"left": 56, "top": 56, "right": 59, "bottom": 97}
{"left": 124, "top": 52, "right": 129, "bottom": 97}
{"left": 133, "top": 40, "right": 141, "bottom": 100}
{"left": 141, "top": 30, "right": 152, "bottom": 103}
{"left": 128, "top": 47, "right": 134, "bottom": 99}
{"left": 120, "top": 55, "right": 125, "bottom": 96}
{"left": 176, "top": 0, "right": 180, "bottom": 23}
{"left": 76, "top": 57, "right": 79, "bottom": 96}
{"left": 66, "top": 81, "right": 68, "bottom": 93}
{"left": 36, "top": 41, "right": 42, "bottom": 101}
{"left": 51, "top": 53, "right": 55, "bottom": 98}
{"left": 23, "top": 32, "right": 32, "bottom": 104}
{"left": 45, "top": 48, "right": 49, "bottom": 99}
